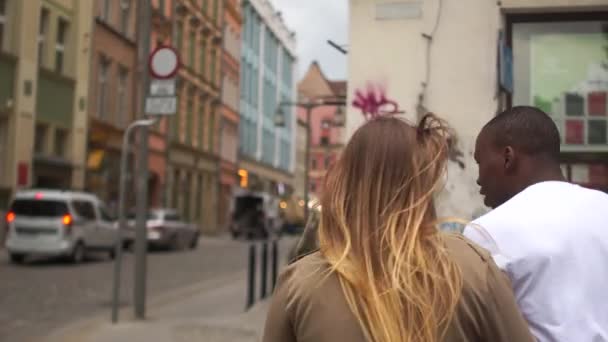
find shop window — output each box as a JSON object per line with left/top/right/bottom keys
{"left": 512, "top": 18, "right": 608, "bottom": 150}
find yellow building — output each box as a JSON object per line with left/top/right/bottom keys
{"left": 0, "top": 0, "right": 93, "bottom": 209}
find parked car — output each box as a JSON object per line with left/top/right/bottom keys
{"left": 124, "top": 209, "right": 199, "bottom": 251}
{"left": 4, "top": 189, "right": 119, "bottom": 264}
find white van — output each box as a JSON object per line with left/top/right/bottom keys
{"left": 5, "top": 189, "right": 118, "bottom": 264}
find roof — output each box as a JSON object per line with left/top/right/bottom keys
{"left": 15, "top": 189, "right": 99, "bottom": 201}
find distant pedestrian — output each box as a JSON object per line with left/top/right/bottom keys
{"left": 263, "top": 114, "right": 534, "bottom": 342}
{"left": 465, "top": 106, "right": 608, "bottom": 341}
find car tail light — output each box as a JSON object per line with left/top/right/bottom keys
{"left": 62, "top": 214, "right": 72, "bottom": 225}
{"left": 5, "top": 211, "right": 15, "bottom": 223}
{"left": 62, "top": 214, "right": 73, "bottom": 235}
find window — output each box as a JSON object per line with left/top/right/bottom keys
{"left": 176, "top": 21, "right": 183, "bottom": 54}
{"left": 34, "top": 123, "right": 48, "bottom": 154}
{"left": 310, "top": 181, "right": 316, "bottom": 193}
{"left": 208, "top": 107, "right": 215, "bottom": 152}
{"left": 198, "top": 97, "right": 206, "bottom": 148}
{"left": 38, "top": 8, "right": 49, "bottom": 66}
{"left": 101, "top": 0, "right": 110, "bottom": 20}
{"left": 186, "top": 92, "right": 193, "bottom": 144}
{"left": 0, "top": 118, "right": 7, "bottom": 179}
{"left": 72, "top": 201, "right": 96, "bottom": 220}
{"left": 10, "top": 200, "right": 69, "bottom": 217}
{"left": 119, "top": 0, "right": 130, "bottom": 35}
{"left": 311, "top": 158, "right": 317, "bottom": 170}
{"left": 55, "top": 18, "right": 68, "bottom": 73}
{"left": 117, "top": 67, "right": 128, "bottom": 127}
{"left": 200, "top": 39, "right": 207, "bottom": 78}
{"left": 165, "top": 213, "right": 181, "bottom": 222}
{"left": 213, "top": 0, "right": 219, "bottom": 22}
{"left": 97, "top": 56, "right": 110, "bottom": 119}
{"left": 99, "top": 205, "right": 114, "bottom": 222}
{"left": 172, "top": 96, "right": 180, "bottom": 140}
{"left": 324, "top": 155, "right": 331, "bottom": 168}
{"left": 158, "top": 0, "right": 165, "bottom": 16}
{"left": 320, "top": 136, "right": 329, "bottom": 146}
{"left": 513, "top": 20, "right": 608, "bottom": 148}
{"left": 0, "top": 0, "right": 7, "bottom": 51}
{"left": 54, "top": 128, "right": 68, "bottom": 157}
{"left": 209, "top": 48, "right": 216, "bottom": 84}
{"left": 189, "top": 31, "right": 196, "bottom": 68}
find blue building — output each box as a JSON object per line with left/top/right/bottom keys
{"left": 239, "top": 0, "right": 297, "bottom": 195}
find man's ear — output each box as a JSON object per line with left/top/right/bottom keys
{"left": 504, "top": 146, "right": 515, "bottom": 171}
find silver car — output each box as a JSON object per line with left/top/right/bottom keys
{"left": 125, "top": 209, "right": 199, "bottom": 251}
{"left": 5, "top": 190, "right": 119, "bottom": 264}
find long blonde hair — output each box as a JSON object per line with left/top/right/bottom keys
{"left": 318, "top": 114, "right": 462, "bottom": 342}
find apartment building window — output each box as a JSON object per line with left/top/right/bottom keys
{"left": 311, "top": 158, "right": 317, "bottom": 170}
{"left": 119, "top": 0, "right": 131, "bottom": 35}
{"left": 200, "top": 39, "right": 207, "bottom": 78}
{"left": 176, "top": 21, "right": 183, "bottom": 54}
{"left": 0, "top": 118, "right": 7, "bottom": 179}
{"left": 38, "top": 8, "right": 49, "bottom": 66}
{"left": 34, "top": 123, "right": 48, "bottom": 154}
{"left": 158, "top": 0, "right": 165, "bottom": 16}
{"left": 97, "top": 56, "right": 111, "bottom": 120}
{"left": 198, "top": 97, "right": 205, "bottom": 148}
{"left": 189, "top": 31, "right": 196, "bottom": 69}
{"left": 213, "top": 0, "right": 219, "bottom": 22}
{"left": 310, "top": 181, "right": 316, "bottom": 193}
{"left": 0, "top": 0, "right": 7, "bottom": 51}
{"left": 117, "top": 67, "right": 128, "bottom": 127}
{"left": 101, "top": 0, "right": 110, "bottom": 20}
{"left": 209, "top": 48, "right": 216, "bottom": 84}
{"left": 201, "top": 0, "right": 207, "bottom": 13}
{"left": 55, "top": 18, "right": 68, "bottom": 73}
{"left": 54, "top": 128, "right": 68, "bottom": 157}
{"left": 186, "top": 92, "right": 193, "bottom": 144}
{"left": 208, "top": 107, "right": 215, "bottom": 152}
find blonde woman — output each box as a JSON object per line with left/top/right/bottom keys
{"left": 262, "top": 115, "right": 534, "bottom": 342}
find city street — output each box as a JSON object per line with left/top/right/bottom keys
{"left": 0, "top": 235, "right": 295, "bottom": 342}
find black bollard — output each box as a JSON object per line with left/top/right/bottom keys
{"left": 246, "top": 243, "right": 256, "bottom": 310}
{"left": 271, "top": 239, "right": 278, "bottom": 291}
{"left": 260, "top": 241, "right": 268, "bottom": 299}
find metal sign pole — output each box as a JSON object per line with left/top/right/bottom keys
{"left": 134, "top": 0, "right": 152, "bottom": 320}
{"left": 111, "top": 119, "right": 158, "bottom": 323}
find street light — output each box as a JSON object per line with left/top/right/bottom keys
{"left": 275, "top": 98, "right": 346, "bottom": 222}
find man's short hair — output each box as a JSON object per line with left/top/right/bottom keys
{"left": 483, "top": 106, "right": 561, "bottom": 161}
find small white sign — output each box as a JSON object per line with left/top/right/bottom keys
{"left": 376, "top": 2, "right": 422, "bottom": 20}
{"left": 145, "top": 96, "right": 177, "bottom": 115}
{"left": 150, "top": 79, "right": 176, "bottom": 96}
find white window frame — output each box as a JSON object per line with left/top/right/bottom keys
{"left": 38, "top": 8, "right": 49, "bottom": 66}
{"left": 0, "top": 0, "right": 7, "bottom": 52}
{"left": 55, "top": 18, "right": 68, "bottom": 73}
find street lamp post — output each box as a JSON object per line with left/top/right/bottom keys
{"left": 275, "top": 98, "right": 345, "bottom": 222}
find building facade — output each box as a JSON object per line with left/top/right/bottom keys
{"left": 0, "top": 0, "right": 93, "bottom": 210}
{"left": 86, "top": 0, "right": 138, "bottom": 212}
{"left": 218, "top": 0, "right": 242, "bottom": 229}
{"left": 165, "top": 0, "right": 223, "bottom": 233}
{"left": 239, "top": 0, "right": 297, "bottom": 198}
{"left": 297, "top": 61, "right": 346, "bottom": 201}
{"left": 347, "top": 0, "right": 608, "bottom": 220}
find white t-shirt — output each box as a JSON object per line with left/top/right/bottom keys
{"left": 464, "top": 181, "right": 608, "bottom": 342}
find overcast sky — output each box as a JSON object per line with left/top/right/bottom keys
{"left": 269, "top": 0, "right": 349, "bottom": 81}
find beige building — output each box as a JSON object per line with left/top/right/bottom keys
{"left": 347, "top": 0, "right": 608, "bottom": 220}
{"left": 0, "top": 0, "right": 93, "bottom": 210}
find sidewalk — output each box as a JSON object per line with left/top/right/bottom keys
{"left": 44, "top": 235, "right": 300, "bottom": 342}
{"left": 46, "top": 269, "right": 271, "bottom": 342}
